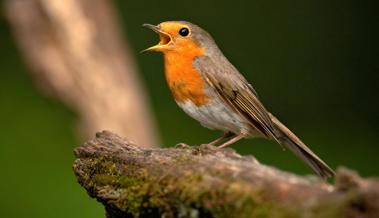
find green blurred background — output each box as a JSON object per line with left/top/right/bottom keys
{"left": 0, "top": 0, "right": 378, "bottom": 217}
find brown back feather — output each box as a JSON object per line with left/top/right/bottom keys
{"left": 194, "top": 55, "right": 277, "bottom": 139}
{"left": 194, "top": 55, "right": 334, "bottom": 178}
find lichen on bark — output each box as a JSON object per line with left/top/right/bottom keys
{"left": 73, "top": 131, "right": 379, "bottom": 218}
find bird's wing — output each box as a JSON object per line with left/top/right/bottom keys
{"left": 194, "top": 55, "right": 277, "bottom": 139}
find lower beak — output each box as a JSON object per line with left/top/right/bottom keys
{"left": 142, "top": 23, "right": 172, "bottom": 53}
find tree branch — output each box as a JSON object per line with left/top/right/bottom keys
{"left": 73, "top": 131, "right": 379, "bottom": 218}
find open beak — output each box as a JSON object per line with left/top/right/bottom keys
{"left": 141, "top": 23, "right": 172, "bottom": 53}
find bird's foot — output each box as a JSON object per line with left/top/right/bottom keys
{"left": 175, "top": 143, "right": 191, "bottom": 149}
{"left": 199, "top": 143, "right": 218, "bottom": 150}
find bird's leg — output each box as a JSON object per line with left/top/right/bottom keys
{"left": 207, "top": 132, "right": 235, "bottom": 146}
{"left": 217, "top": 134, "right": 245, "bottom": 149}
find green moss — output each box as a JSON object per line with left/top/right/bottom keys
{"left": 83, "top": 154, "right": 341, "bottom": 218}
{"left": 85, "top": 158, "right": 150, "bottom": 216}
{"left": 183, "top": 181, "right": 296, "bottom": 218}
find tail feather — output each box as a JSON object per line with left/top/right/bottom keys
{"left": 269, "top": 113, "right": 335, "bottom": 179}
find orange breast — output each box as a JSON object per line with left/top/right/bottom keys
{"left": 163, "top": 42, "right": 208, "bottom": 106}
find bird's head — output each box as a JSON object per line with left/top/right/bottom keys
{"left": 142, "top": 21, "right": 216, "bottom": 54}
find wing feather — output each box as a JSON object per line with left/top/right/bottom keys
{"left": 194, "top": 55, "right": 334, "bottom": 178}
{"left": 194, "top": 56, "right": 277, "bottom": 139}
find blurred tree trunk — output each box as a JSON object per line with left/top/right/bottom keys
{"left": 5, "top": 0, "right": 158, "bottom": 146}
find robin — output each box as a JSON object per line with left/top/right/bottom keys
{"left": 143, "top": 21, "right": 335, "bottom": 178}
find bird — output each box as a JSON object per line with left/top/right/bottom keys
{"left": 142, "top": 21, "right": 335, "bottom": 178}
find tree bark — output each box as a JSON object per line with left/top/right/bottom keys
{"left": 5, "top": 0, "right": 158, "bottom": 146}
{"left": 73, "top": 131, "right": 379, "bottom": 218}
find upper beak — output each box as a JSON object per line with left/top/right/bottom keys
{"left": 141, "top": 23, "right": 172, "bottom": 53}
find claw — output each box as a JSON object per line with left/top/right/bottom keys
{"left": 175, "top": 143, "right": 191, "bottom": 149}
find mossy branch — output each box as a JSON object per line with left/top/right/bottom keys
{"left": 73, "top": 131, "right": 379, "bottom": 218}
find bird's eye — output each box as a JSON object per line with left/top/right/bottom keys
{"left": 179, "top": 27, "right": 190, "bottom": 37}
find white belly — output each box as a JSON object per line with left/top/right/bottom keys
{"left": 177, "top": 98, "right": 251, "bottom": 134}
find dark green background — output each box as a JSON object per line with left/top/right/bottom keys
{"left": 0, "top": 0, "right": 377, "bottom": 217}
